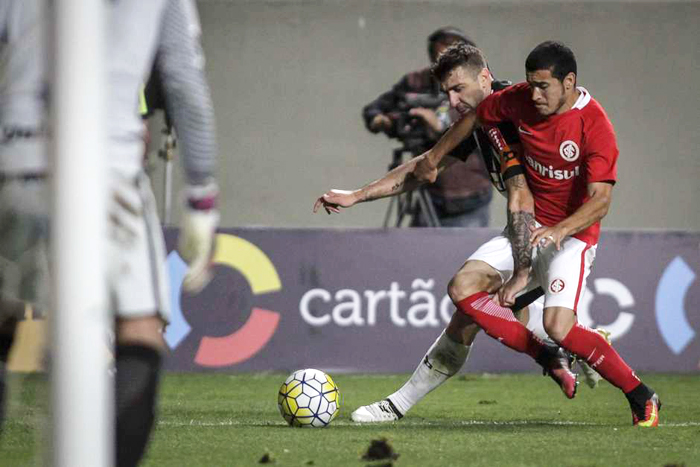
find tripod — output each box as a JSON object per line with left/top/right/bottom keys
{"left": 383, "top": 144, "right": 441, "bottom": 228}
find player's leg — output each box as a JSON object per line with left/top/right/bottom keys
{"left": 572, "top": 328, "right": 609, "bottom": 389}
{"left": 543, "top": 306, "right": 660, "bottom": 425}
{"left": 522, "top": 296, "right": 557, "bottom": 348}
{"left": 454, "top": 293, "right": 578, "bottom": 398}
{"left": 451, "top": 236, "right": 578, "bottom": 398}
{"left": 539, "top": 238, "right": 660, "bottom": 426}
{"left": 352, "top": 257, "right": 562, "bottom": 422}
{"left": 450, "top": 241, "right": 543, "bottom": 360}
{"left": 351, "top": 259, "right": 500, "bottom": 422}
{"left": 526, "top": 281, "right": 608, "bottom": 388}
{"left": 114, "top": 316, "right": 166, "bottom": 467}
{"left": 110, "top": 171, "right": 171, "bottom": 465}
{"left": 382, "top": 312, "right": 483, "bottom": 417}
{"left": 351, "top": 306, "right": 542, "bottom": 422}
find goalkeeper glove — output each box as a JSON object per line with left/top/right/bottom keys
{"left": 177, "top": 179, "right": 220, "bottom": 293}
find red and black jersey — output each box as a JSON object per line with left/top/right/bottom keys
{"left": 477, "top": 82, "right": 618, "bottom": 245}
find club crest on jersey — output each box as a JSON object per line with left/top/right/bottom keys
{"left": 549, "top": 278, "right": 566, "bottom": 294}
{"left": 559, "top": 140, "right": 579, "bottom": 162}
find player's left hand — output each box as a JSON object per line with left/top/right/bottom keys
{"left": 313, "top": 189, "right": 358, "bottom": 215}
{"left": 497, "top": 272, "right": 529, "bottom": 307}
{"left": 178, "top": 179, "right": 220, "bottom": 294}
{"left": 530, "top": 224, "right": 567, "bottom": 250}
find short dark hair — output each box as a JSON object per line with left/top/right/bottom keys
{"left": 427, "top": 27, "right": 476, "bottom": 63}
{"left": 431, "top": 43, "right": 488, "bottom": 82}
{"left": 525, "top": 41, "right": 577, "bottom": 82}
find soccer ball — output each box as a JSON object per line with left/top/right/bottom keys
{"left": 277, "top": 368, "right": 340, "bottom": 427}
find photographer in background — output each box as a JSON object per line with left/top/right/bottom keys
{"left": 362, "top": 27, "right": 492, "bottom": 227}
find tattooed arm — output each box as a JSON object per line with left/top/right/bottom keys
{"left": 506, "top": 174, "right": 535, "bottom": 275}
{"left": 498, "top": 173, "right": 536, "bottom": 306}
{"left": 313, "top": 155, "right": 458, "bottom": 214}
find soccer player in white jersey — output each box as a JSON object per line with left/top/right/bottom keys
{"left": 411, "top": 41, "right": 660, "bottom": 427}
{"left": 314, "top": 44, "right": 582, "bottom": 423}
{"left": 106, "top": 1, "right": 220, "bottom": 464}
{"left": 0, "top": 0, "right": 222, "bottom": 461}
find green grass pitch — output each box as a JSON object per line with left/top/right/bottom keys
{"left": 2, "top": 372, "right": 699, "bottom": 466}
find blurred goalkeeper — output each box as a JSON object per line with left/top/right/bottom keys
{"left": 0, "top": 0, "right": 221, "bottom": 464}
{"left": 105, "top": 0, "right": 219, "bottom": 465}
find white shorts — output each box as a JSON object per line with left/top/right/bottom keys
{"left": 468, "top": 234, "right": 597, "bottom": 313}
{"left": 107, "top": 169, "right": 170, "bottom": 322}
{"left": 0, "top": 176, "right": 50, "bottom": 309}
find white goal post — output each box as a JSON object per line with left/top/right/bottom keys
{"left": 51, "top": 0, "right": 111, "bottom": 466}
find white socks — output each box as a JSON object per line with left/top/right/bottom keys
{"left": 388, "top": 330, "right": 471, "bottom": 415}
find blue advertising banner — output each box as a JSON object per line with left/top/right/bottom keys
{"left": 163, "top": 228, "right": 700, "bottom": 374}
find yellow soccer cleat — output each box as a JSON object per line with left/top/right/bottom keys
{"left": 632, "top": 393, "right": 661, "bottom": 427}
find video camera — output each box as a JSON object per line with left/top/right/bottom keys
{"left": 387, "top": 92, "right": 447, "bottom": 155}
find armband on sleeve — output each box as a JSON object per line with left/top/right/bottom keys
{"left": 484, "top": 122, "right": 524, "bottom": 182}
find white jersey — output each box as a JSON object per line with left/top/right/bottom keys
{"left": 0, "top": 0, "right": 48, "bottom": 174}
{"left": 108, "top": 0, "right": 217, "bottom": 182}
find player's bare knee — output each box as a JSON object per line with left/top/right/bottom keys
{"left": 448, "top": 272, "right": 499, "bottom": 303}
{"left": 447, "top": 275, "right": 467, "bottom": 303}
{"left": 117, "top": 316, "right": 167, "bottom": 352}
{"left": 542, "top": 307, "right": 576, "bottom": 343}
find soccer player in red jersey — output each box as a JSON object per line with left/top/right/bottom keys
{"left": 414, "top": 41, "right": 660, "bottom": 427}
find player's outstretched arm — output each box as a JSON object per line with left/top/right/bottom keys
{"left": 498, "top": 173, "right": 535, "bottom": 306}
{"left": 530, "top": 181, "right": 613, "bottom": 250}
{"left": 158, "top": 0, "right": 220, "bottom": 293}
{"left": 313, "top": 155, "right": 458, "bottom": 215}
{"left": 414, "top": 111, "right": 478, "bottom": 183}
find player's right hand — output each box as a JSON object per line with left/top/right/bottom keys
{"left": 497, "top": 272, "right": 528, "bottom": 307}
{"left": 414, "top": 156, "right": 438, "bottom": 183}
{"left": 313, "top": 189, "right": 358, "bottom": 215}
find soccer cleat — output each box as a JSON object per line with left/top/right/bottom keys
{"left": 537, "top": 347, "right": 579, "bottom": 399}
{"left": 351, "top": 399, "right": 404, "bottom": 423}
{"left": 631, "top": 393, "right": 661, "bottom": 427}
{"left": 576, "top": 361, "right": 602, "bottom": 388}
